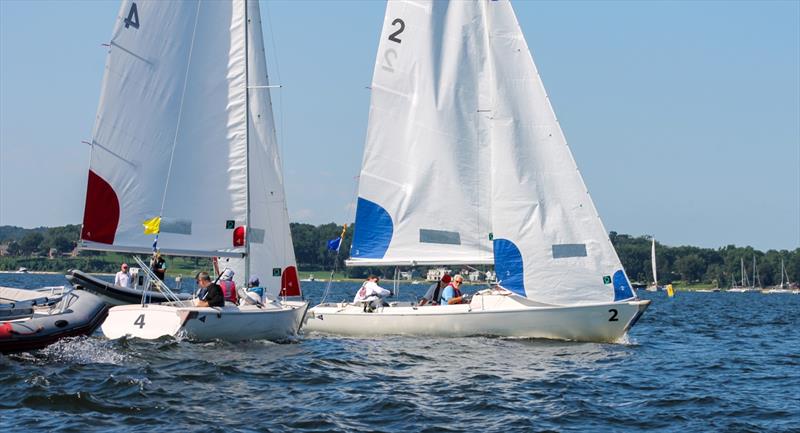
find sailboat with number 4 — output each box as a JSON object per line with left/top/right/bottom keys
{"left": 304, "top": 0, "right": 649, "bottom": 342}
{"left": 78, "top": 0, "right": 307, "bottom": 341}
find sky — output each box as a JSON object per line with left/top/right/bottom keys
{"left": 1, "top": 0, "right": 798, "bottom": 251}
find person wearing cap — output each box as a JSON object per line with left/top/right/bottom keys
{"left": 244, "top": 276, "right": 266, "bottom": 304}
{"left": 419, "top": 274, "right": 451, "bottom": 306}
{"left": 114, "top": 263, "right": 132, "bottom": 288}
{"left": 440, "top": 274, "right": 468, "bottom": 304}
{"left": 151, "top": 252, "right": 167, "bottom": 281}
{"left": 218, "top": 268, "right": 237, "bottom": 304}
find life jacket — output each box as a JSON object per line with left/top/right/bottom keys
{"left": 219, "top": 280, "right": 237, "bottom": 303}
{"left": 445, "top": 283, "right": 462, "bottom": 302}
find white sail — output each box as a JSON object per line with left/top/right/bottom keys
{"left": 80, "top": 0, "right": 248, "bottom": 257}
{"left": 80, "top": 0, "right": 300, "bottom": 296}
{"left": 217, "top": 0, "right": 300, "bottom": 297}
{"left": 348, "top": 0, "right": 634, "bottom": 305}
{"left": 348, "top": 0, "right": 494, "bottom": 266}
{"left": 651, "top": 238, "right": 658, "bottom": 287}
{"left": 486, "top": 1, "right": 632, "bottom": 305}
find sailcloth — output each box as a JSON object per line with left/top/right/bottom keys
{"left": 216, "top": 0, "right": 300, "bottom": 296}
{"left": 349, "top": 0, "right": 634, "bottom": 305}
{"left": 80, "top": 0, "right": 300, "bottom": 295}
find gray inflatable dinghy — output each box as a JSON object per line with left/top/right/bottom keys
{"left": 66, "top": 269, "right": 192, "bottom": 306}
{"left": 0, "top": 287, "right": 108, "bottom": 354}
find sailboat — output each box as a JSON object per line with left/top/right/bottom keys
{"left": 728, "top": 257, "right": 751, "bottom": 292}
{"left": 646, "top": 238, "right": 661, "bottom": 292}
{"left": 304, "top": 0, "right": 650, "bottom": 342}
{"left": 762, "top": 258, "right": 794, "bottom": 294}
{"left": 77, "top": 0, "right": 306, "bottom": 341}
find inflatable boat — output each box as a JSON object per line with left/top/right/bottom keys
{"left": 66, "top": 269, "right": 192, "bottom": 306}
{"left": 0, "top": 287, "right": 108, "bottom": 354}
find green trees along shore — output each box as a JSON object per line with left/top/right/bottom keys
{"left": 0, "top": 224, "right": 797, "bottom": 288}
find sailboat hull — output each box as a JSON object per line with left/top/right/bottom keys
{"left": 101, "top": 301, "right": 308, "bottom": 342}
{"left": 305, "top": 290, "right": 649, "bottom": 343}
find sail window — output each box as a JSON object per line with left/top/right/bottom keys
{"left": 552, "top": 244, "right": 587, "bottom": 259}
{"left": 419, "top": 229, "right": 461, "bottom": 245}
{"left": 160, "top": 218, "right": 192, "bottom": 235}
{"left": 249, "top": 228, "right": 265, "bottom": 244}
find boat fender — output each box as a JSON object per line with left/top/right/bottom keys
{"left": 0, "top": 322, "right": 44, "bottom": 338}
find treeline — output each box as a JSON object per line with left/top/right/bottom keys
{"left": 1, "top": 224, "right": 797, "bottom": 286}
{"left": 611, "top": 232, "right": 798, "bottom": 287}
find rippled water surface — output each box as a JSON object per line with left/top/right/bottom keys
{"left": 2, "top": 273, "right": 799, "bottom": 432}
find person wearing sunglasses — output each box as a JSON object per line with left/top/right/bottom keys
{"left": 114, "top": 263, "right": 132, "bottom": 288}
{"left": 440, "top": 275, "right": 468, "bottom": 305}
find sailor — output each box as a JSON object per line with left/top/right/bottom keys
{"left": 114, "top": 263, "right": 132, "bottom": 288}
{"left": 151, "top": 252, "right": 167, "bottom": 281}
{"left": 440, "top": 274, "right": 468, "bottom": 304}
{"left": 353, "top": 275, "right": 391, "bottom": 311}
{"left": 195, "top": 271, "right": 224, "bottom": 308}
{"left": 419, "top": 274, "right": 451, "bottom": 306}
{"left": 242, "top": 275, "right": 266, "bottom": 305}
{"left": 218, "top": 268, "right": 238, "bottom": 304}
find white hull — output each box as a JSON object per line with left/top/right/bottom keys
{"left": 305, "top": 289, "right": 650, "bottom": 343}
{"left": 102, "top": 300, "right": 308, "bottom": 342}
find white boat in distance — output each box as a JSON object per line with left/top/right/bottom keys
{"left": 78, "top": 0, "right": 306, "bottom": 341}
{"left": 305, "top": 0, "right": 649, "bottom": 342}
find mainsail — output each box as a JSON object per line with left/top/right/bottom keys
{"left": 348, "top": 0, "right": 634, "bottom": 305}
{"left": 80, "top": 0, "right": 299, "bottom": 294}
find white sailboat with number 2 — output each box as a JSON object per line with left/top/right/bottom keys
{"left": 78, "top": 0, "right": 306, "bottom": 341}
{"left": 305, "top": 0, "right": 649, "bottom": 342}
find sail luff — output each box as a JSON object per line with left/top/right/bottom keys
{"left": 244, "top": 0, "right": 251, "bottom": 284}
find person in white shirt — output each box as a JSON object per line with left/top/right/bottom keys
{"left": 353, "top": 275, "right": 391, "bottom": 311}
{"left": 114, "top": 263, "right": 132, "bottom": 288}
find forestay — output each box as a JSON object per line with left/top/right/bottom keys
{"left": 349, "top": 0, "right": 635, "bottom": 305}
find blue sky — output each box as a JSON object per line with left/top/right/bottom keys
{"left": 1, "top": 0, "right": 798, "bottom": 251}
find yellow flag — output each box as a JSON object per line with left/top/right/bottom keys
{"left": 142, "top": 216, "right": 161, "bottom": 235}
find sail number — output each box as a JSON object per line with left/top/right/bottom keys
{"left": 125, "top": 2, "right": 140, "bottom": 29}
{"left": 388, "top": 18, "right": 405, "bottom": 43}
{"left": 608, "top": 309, "right": 619, "bottom": 322}
{"left": 134, "top": 314, "right": 146, "bottom": 328}
{"left": 382, "top": 18, "right": 405, "bottom": 73}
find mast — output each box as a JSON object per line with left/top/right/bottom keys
{"left": 741, "top": 257, "right": 745, "bottom": 287}
{"left": 244, "top": 0, "right": 251, "bottom": 284}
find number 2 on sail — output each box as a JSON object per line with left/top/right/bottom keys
{"left": 608, "top": 309, "right": 619, "bottom": 322}
{"left": 388, "top": 18, "right": 405, "bottom": 43}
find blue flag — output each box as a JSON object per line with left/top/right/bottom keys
{"left": 327, "top": 236, "right": 342, "bottom": 252}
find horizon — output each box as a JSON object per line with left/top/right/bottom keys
{"left": 1, "top": 1, "right": 798, "bottom": 252}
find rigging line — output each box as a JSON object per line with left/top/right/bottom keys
{"left": 159, "top": 0, "right": 203, "bottom": 217}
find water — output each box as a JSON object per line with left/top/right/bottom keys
{"left": 2, "top": 273, "right": 799, "bottom": 432}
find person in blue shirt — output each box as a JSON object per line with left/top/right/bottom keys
{"left": 440, "top": 274, "right": 468, "bottom": 305}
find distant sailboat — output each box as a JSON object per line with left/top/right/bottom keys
{"left": 77, "top": 0, "right": 307, "bottom": 341}
{"left": 305, "top": 0, "right": 649, "bottom": 342}
{"left": 762, "top": 258, "right": 794, "bottom": 294}
{"left": 646, "top": 238, "right": 661, "bottom": 292}
{"left": 728, "top": 257, "right": 751, "bottom": 292}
